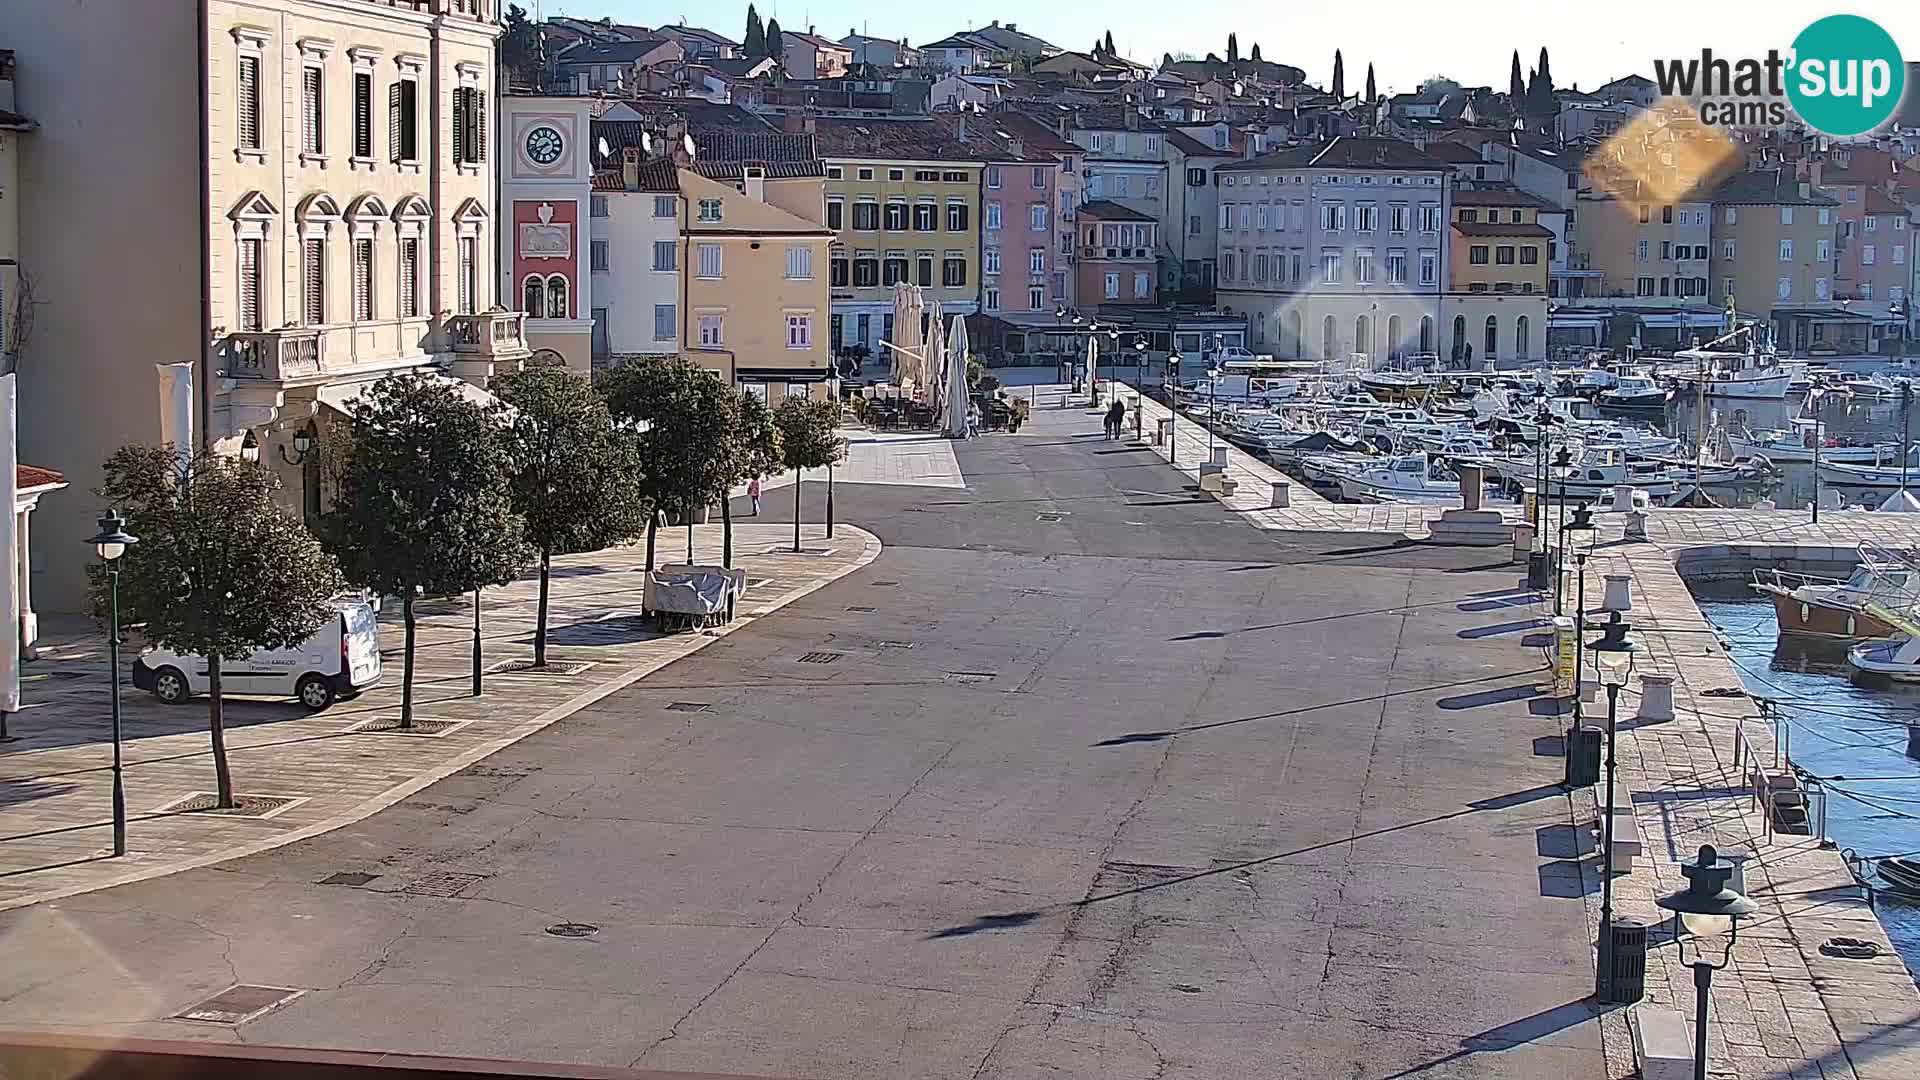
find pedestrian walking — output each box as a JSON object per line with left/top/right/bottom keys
{"left": 966, "top": 400, "right": 981, "bottom": 439}
{"left": 747, "top": 476, "right": 762, "bottom": 516}
{"left": 1105, "top": 399, "right": 1126, "bottom": 441}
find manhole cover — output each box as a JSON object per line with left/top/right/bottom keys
{"left": 401, "top": 871, "right": 487, "bottom": 897}
{"left": 665, "top": 701, "right": 712, "bottom": 713}
{"left": 544, "top": 922, "right": 600, "bottom": 938}
{"left": 1821, "top": 936, "right": 1883, "bottom": 959}
{"left": 486, "top": 659, "right": 596, "bottom": 676}
{"left": 318, "top": 871, "right": 380, "bottom": 887}
{"left": 155, "top": 793, "right": 302, "bottom": 819}
{"left": 870, "top": 580, "right": 900, "bottom": 587}
{"left": 846, "top": 605, "right": 877, "bottom": 613}
{"left": 174, "top": 984, "right": 306, "bottom": 1025}
{"left": 348, "top": 717, "right": 468, "bottom": 737}
{"left": 798, "top": 651, "right": 844, "bottom": 664}
{"left": 945, "top": 671, "right": 995, "bottom": 685}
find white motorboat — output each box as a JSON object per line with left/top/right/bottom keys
{"left": 1357, "top": 369, "right": 1437, "bottom": 402}
{"left": 1504, "top": 446, "right": 1681, "bottom": 501}
{"left": 1818, "top": 446, "right": 1920, "bottom": 488}
{"left": 1728, "top": 419, "right": 1895, "bottom": 464}
{"left": 1825, "top": 370, "right": 1898, "bottom": 400}
{"left": 1848, "top": 635, "right": 1920, "bottom": 682}
{"left": 1337, "top": 452, "right": 1473, "bottom": 504}
{"left": 1666, "top": 346, "right": 1792, "bottom": 399}
{"left": 1300, "top": 450, "right": 1378, "bottom": 485}
{"left": 1268, "top": 430, "right": 1367, "bottom": 467}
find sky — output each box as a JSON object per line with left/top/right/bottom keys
{"left": 533, "top": 1, "right": 1920, "bottom": 97}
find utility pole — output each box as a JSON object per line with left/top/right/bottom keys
{"left": 1693, "top": 348, "right": 1707, "bottom": 502}
{"left": 1901, "top": 380, "right": 1912, "bottom": 500}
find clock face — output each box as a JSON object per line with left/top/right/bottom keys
{"left": 525, "top": 125, "right": 564, "bottom": 166}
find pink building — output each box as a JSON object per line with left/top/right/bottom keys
{"left": 938, "top": 114, "right": 1064, "bottom": 319}
{"left": 1805, "top": 146, "right": 1910, "bottom": 343}
{"left": 1076, "top": 200, "right": 1159, "bottom": 307}
{"left": 989, "top": 112, "right": 1085, "bottom": 309}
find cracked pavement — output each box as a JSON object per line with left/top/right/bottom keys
{"left": 0, "top": 399, "right": 1606, "bottom": 1078}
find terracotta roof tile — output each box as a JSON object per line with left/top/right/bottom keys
{"left": 17, "top": 465, "right": 65, "bottom": 490}
{"left": 811, "top": 116, "right": 979, "bottom": 162}
{"left": 1078, "top": 199, "right": 1156, "bottom": 222}
{"left": 1451, "top": 221, "right": 1555, "bottom": 238}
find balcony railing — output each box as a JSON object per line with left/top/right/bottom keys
{"left": 226, "top": 328, "right": 323, "bottom": 382}
{"left": 447, "top": 309, "right": 528, "bottom": 357}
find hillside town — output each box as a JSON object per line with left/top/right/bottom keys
{"left": 6, "top": 4, "right": 1920, "bottom": 1080}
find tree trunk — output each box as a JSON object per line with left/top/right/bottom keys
{"left": 208, "top": 654, "right": 234, "bottom": 809}
{"left": 534, "top": 550, "right": 551, "bottom": 668}
{"left": 400, "top": 593, "right": 417, "bottom": 729}
{"left": 793, "top": 476, "right": 803, "bottom": 553}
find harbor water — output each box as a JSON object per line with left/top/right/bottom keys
{"left": 1696, "top": 595, "right": 1920, "bottom": 983}
{"left": 1669, "top": 388, "right": 1918, "bottom": 509}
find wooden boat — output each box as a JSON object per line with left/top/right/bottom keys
{"left": 1881, "top": 856, "right": 1920, "bottom": 893}
{"left": 1752, "top": 559, "right": 1912, "bottom": 640}
{"left": 1337, "top": 452, "right": 1472, "bottom": 504}
{"left": 1728, "top": 419, "right": 1894, "bottom": 464}
{"left": 1666, "top": 346, "right": 1792, "bottom": 399}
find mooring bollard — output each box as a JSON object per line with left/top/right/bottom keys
{"left": 1603, "top": 573, "right": 1633, "bottom": 612}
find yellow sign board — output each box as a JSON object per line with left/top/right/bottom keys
{"left": 1552, "top": 616, "right": 1578, "bottom": 698}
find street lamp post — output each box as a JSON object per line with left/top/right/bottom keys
{"left": 1133, "top": 336, "right": 1149, "bottom": 440}
{"left": 1656, "top": 845, "right": 1759, "bottom": 1080}
{"left": 278, "top": 423, "right": 318, "bottom": 525}
{"left": 1564, "top": 505, "right": 1598, "bottom": 716}
{"left": 85, "top": 510, "right": 138, "bottom": 858}
{"left": 1166, "top": 350, "right": 1183, "bottom": 466}
{"left": 1207, "top": 363, "right": 1221, "bottom": 464}
{"left": 1590, "top": 613, "right": 1636, "bottom": 1001}
{"left": 1551, "top": 447, "right": 1574, "bottom": 616}
{"left": 1810, "top": 387, "right": 1826, "bottom": 522}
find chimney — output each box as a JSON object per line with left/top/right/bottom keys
{"left": 958, "top": 111, "right": 968, "bottom": 142}
{"left": 1006, "top": 23, "right": 1017, "bottom": 32}
{"left": 1799, "top": 181, "right": 1811, "bottom": 198}
{"left": 623, "top": 147, "right": 642, "bottom": 190}
{"left": 1124, "top": 108, "right": 1139, "bottom": 131}
{"left": 1008, "top": 136, "right": 1024, "bottom": 157}
{"left": 744, "top": 166, "right": 766, "bottom": 203}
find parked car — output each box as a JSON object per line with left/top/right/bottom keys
{"left": 132, "top": 598, "right": 382, "bottom": 711}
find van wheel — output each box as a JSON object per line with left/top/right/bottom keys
{"left": 152, "top": 667, "right": 191, "bottom": 705}
{"left": 296, "top": 674, "right": 337, "bottom": 712}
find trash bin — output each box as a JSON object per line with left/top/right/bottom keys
{"left": 1602, "top": 917, "right": 1648, "bottom": 1004}
{"left": 1566, "top": 723, "right": 1602, "bottom": 786}
{"left": 1512, "top": 524, "right": 1535, "bottom": 565}
{"left": 1156, "top": 418, "right": 1172, "bottom": 446}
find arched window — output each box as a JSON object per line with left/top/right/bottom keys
{"left": 1287, "top": 310, "right": 1303, "bottom": 360}
{"left": 1355, "top": 315, "right": 1371, "bottom": 362}
{"left": 1386, "top": 315, "right": 1403, "bottom": 362}
{"left": 1484, "top": 315, "right": 1499, "bottom": 360}
{"left": 545, "top": 275, "right": 568, "bottom": 319}
{"left": 1420, "top": 316, "right": 1435, "bottom": 354}
{"left": 1451, "top": 314, "right": 1466, "bottom": 362}
{"left": 1515, "top": 315, "right": 1531, "bottom": 359}
{"left": 522, "top": 275, "right": 545, "bottom": 316}
{"left": 1322, "top": 314, "right": 1337, "bottom": 361}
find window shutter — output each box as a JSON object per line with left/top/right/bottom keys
{"left": 303, "top": 238, "right": 325, "bottom": 324}
{"left": 352, "top": 239, "right": 373, "bottom": 320}
{"left": 302, "top": 67, "right": 322, "bottom": 153}
{"left": 451, "top": 88, "right": 466, "bottom": 164}
{"left": 388, "top": 82, "right": 401, "bottom": 162}
{"left": 473, "top": 92, "right": 487, "bottom": 162}
{"left": 458, "top": 236, "right": 475, "bottom": 314}
{"left": 399, "top": 238, "right": 418, "bottom": 317}
{"left": 237, "top": 55, "right": 260, "bottom": 149}
{"left": 354, "top": 73, "right": 371, "bottom": 158}
{"left": 238, "top": 238, "right": 261, "bottom": 331}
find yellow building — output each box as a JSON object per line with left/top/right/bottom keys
{"left": 1575, "top": 177, "right": 1713, "bottom": 307}
{"left": 809, "top": 116, "right": 983, "bottom": 354}
{"left": 1439, "top": 189, "right": 1551, "bottom": 365}
{"left": 680, "top": 167, "right": 833, "bottom": 399}
{"left": 1706, "top": 168, "right": 1840, "bottom": 336}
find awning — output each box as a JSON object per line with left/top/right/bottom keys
{"left": 316, "top": 372, "right": 502, "bottom": 415}
{"left": 1637, "top": 312, "right": 1724, "bottom": 328}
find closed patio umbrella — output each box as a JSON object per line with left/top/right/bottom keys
{"left": 947, "top": 313, "right": 971, "bottom": 438}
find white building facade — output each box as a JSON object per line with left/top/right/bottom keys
{"left": 1214, "top": 138, "right": 1453, "bottom": 366}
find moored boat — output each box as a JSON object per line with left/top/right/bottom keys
{"left": 1752, "top": 557, "right": 1914, "bottom": 641}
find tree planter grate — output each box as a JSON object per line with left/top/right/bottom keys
{"left": 798, "top": 651, "right": 844, "bottom": 664}
{"left": 348, "top": 718, "right": 469, "bottom": 737}
{"left": 665, "top": 702, "right": 712, "bottom": 713}
{"left": 318, "top": 871, "right": 380, "bottom": 887}
{"left": 944, "top": 671, "right": 996, "bottom": 685}
{"left": 485, "top": 659, "right": 596, "bottom": 676}
{"left": 869, "top": 580, "right": 900, "bottom": 587}
{"left": 401, "top": 871, "right": 488, "bottom": 897}
{"left": 544, "top": 922, "right": 600, "bottom": 938}
{"left": 174, "top": 984, "right": 306, "bottom": 1025}
{"left": 155, "top": 793, "right": 304, "bottom": 819}
{"left": 845, "top": 605, "right": 877, "bottom": 613}
{"left": 876, "top": 640, "right": 916, "bottom": 650}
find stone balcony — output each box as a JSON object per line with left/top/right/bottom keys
{"left": 224, "top": 327, "right": 324, "bottom": 383}
{"left": 446, "top": 309, "right": 529, "bottom": 359}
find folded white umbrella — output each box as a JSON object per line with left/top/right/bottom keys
{"left": 947, "top": 313, "right": 971, "bottom": 438}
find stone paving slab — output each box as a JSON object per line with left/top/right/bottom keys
{"left": 0, "top": 524, "right": 880, "bottom": 911}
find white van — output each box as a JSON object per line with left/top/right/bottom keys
{"left": 133, "top": 599, "right": 382, "bottom": 712}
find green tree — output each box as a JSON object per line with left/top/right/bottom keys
{"left": 322, "top": 373, "right": 530, "bottom": 727}
{"left": 1226, "top": 33, "right": 1238, "bottom": 65}
{"left": 1509, "top": 50, "right": 1526, "bottom": 105}
{"left": 95, "top": 447, "right": 342, "bottom": 808}
{"left": 1365, "top": 64, "right": 1377, "bottom": 103}
{"left": 598, "top": 358, "right": 740, "bottom": 586}
{"left": 772, "top": 397, "right": 846, "bottom": 553}
{"left": 765, "top": 18, "right": 785, "bottom": 63}
{"left": 501, "top": 3, "right": 542, "bottom": 88}
{"left": 1249, "top": 43, "right": 1262, "bottom": 63}
{"left": 743, "top": 4, "right": 765, "bottom": 58}
{"left": 1103, "top": 30, "right": 1116, "bottom": 57}
{"left": 1332, "top": 49, "right": 1345, "bottom": 100}
{"left": 492, "top": 368, "right": 649, "bottom": 668}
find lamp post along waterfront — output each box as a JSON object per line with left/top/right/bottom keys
{"left": 85, "top": 510, "right": 139, "bottom": 858}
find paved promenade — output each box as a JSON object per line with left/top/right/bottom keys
{"left": 0, "top": 525, "right": 879, "bottom": 910}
